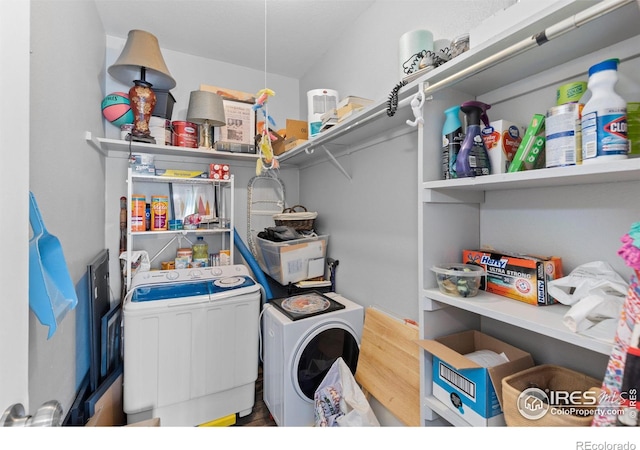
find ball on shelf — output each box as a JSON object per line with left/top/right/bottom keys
{"left": 101, "top": 92, "right": 134, "bottom": 127}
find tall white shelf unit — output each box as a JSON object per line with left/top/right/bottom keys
{"left": 277, "top": 0, "right": 640, "bottom": 427}
{"left": 417, "top": 0, "right": 640, "bottom": 426}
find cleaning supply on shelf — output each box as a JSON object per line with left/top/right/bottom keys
{"left": 456, "top": 101, "right": 492, "bottom": 178}
{"left": 481, "top": 120, "right": 523, "bottom": 173}
{"left": 442, "top": 105, "right": 464, "bottom": 179}
{"left": 192, "top": 236, "right": 208, "bottom": 267}
{"left": 581, "top": 58, "right": 628, "bottom": 163}
{"left": 508, "top": 114, "right": 546, "bottom": 172}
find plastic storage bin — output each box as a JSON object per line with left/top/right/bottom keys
{"left": 256, "top": 235, "right": 328, "bottom": 285}
{"left": 431, "top": 263, "right": 485, "bottom": 297}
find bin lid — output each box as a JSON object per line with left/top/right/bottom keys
{"left": 131, "top": 276, "right": 256, "bottom": 302}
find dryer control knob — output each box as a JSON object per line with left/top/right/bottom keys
{"left": 190, "top": 269, "right": 203, "bottom": 278}
{"left": 166, "top": 271, "right": 179, "bottom": 280}
{"left": 212, "top": 268, "right": 223, "bottom": 276}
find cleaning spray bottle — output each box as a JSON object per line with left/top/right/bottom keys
{"left": 442, "top": 105, "right": 464, "bottom": 179}
{"left": 456, "top": 101, "right": 492, "bottom": 177}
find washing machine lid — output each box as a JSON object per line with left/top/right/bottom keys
{"left": 270, "top": 291, "right": 345, "bottom": 321}
{"left": 131, "top": 276, "right": 256, "bottom": 303}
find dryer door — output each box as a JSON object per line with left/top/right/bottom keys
{"left": 294, "top": 323, "right": 360, "bottom": 401}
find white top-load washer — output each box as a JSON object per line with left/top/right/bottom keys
{"left": 262, "top": 291, "right": 364, "bottom": 426}
{"left": 123, "top": 265, "right": 262, "bottom": 426}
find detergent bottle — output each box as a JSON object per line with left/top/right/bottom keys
{"left": 442, "top": 105, "right": 464, "bottom": 179}
{"left": 456, "top": 101, "right": 492, "bottom": 177}
{"left": 581, "top": 58, "right": 628, "bottom": 163}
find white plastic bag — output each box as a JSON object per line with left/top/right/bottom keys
{"left": 548, "top": 261, "right": 628, "bottom": 334}
{"left": 314, "top": 357, "right": 380, "bottom": 427}
{"left": 119, "top": 250, "right": 150, "bottom": 276}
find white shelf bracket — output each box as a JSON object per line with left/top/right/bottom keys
{"left": 320, "top": 145, "right": 352, "bottom": 181}
{"left": 85, "top": 131, "right": 106, "bottom": 155}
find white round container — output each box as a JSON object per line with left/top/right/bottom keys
{"left": 399, "top": 29, "right": 433, "bottom": 78}
{"left": 581, "top": 58, "right": 628, "bottom": 163}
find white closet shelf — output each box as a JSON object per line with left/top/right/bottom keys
{"left": 423, "top": 158, "right": 640, "bottom": 203}
{"left": 276, "top": 98, "right": 414, "bottom": 167}
{"left": 130, "top": 174, "right": 232, "bottom": 185}
{"left": 422, "top": 288, "right": 613, "bottom": 355}
{"left": 130, "top": 228, "right": 229, "bottom": 237}
{"left": 87, "top": 133, "right": 259, "bottom": 162}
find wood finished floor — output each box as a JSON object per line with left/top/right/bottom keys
{"left": 234, "top": 365, "right": 277, "bottom": 426}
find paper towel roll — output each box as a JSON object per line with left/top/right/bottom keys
{"left": 399, "top": 29, "right": 433, "bottom": 78}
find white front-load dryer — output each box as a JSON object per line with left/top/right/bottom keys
{"left": 262, "top": 292, "right": 364, "bottom": 426}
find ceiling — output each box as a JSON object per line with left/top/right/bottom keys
{"left": 95, "top": 0, "right": 375, "bottom": 79}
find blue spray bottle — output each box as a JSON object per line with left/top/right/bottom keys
{"left": 456, "top": 101, "right": 492, "bottom": 177}
{"left": 442, "top": 105, "right": 464, "bottom": 179}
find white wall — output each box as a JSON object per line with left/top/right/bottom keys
{"left": 299, "top": 0, "right": 516, "bottom": 113}
{"left": 297, "top": 0, "right": 516, "bottom": 322}
{"left": 28, "top": 0, "right": 107, "bottom": 414}
{"left": 0, "top": 0, "right": 30, "bottom": 413}
{"left": 104, "top": 36, "right": 303, "bottom": 139}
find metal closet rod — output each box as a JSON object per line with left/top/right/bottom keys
{"left": 423, "top": 0, "right": 635, "bottom": 97}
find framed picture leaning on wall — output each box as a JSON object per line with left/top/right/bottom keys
{"left": 213, "top": 98, "right": 257, "bottom": 153}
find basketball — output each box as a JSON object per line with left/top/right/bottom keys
{"left": 101, "top": 92, "right": 134, "bottom": 127}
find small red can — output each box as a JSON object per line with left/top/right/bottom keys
{"left": 210, "top": 163, "right": 230, "bottom": 180}
{"left": 171, "top": 121, "right": 198, "bottom": 148}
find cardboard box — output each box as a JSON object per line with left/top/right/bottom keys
{"left": 284, "top": 138, "right": 306, "bottom": 153}
{"left": 84, "top": 373, "right": 161, "bottom": 427}
{"left": 508, "top": 114, "right": 546, "bottom": 172}
{"left": 462, "top": 249, "right": 563, "bottom": 306}
{"left": 416, "top": 330, "right": 534, "bottom": 427}
{"left": 255, "top": 235, "right": 328, "bottom": 285}
{"left": 272, "top": 119, "right": 308, "bottom": 156}
{"left": 285, "top": 119, "right": 308, "bottom": 141}
{"left": 482, "top": 120, "right": 524, "bottom": 173}
{"left": 199, "top": 84, "right": 256, "bottom": 103}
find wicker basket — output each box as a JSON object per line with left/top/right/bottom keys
{"left": 273, "top": 205, "right": 317, "bottom": 231}
{"left": 501, "top": 364, "right": 601, "bottom": 427}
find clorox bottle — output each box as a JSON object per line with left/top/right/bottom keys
{"left": 456, "top": 101, "right": 492, "bottom": 177}
{"left": 581, "top": 58, "right": 628, "bottom": 163}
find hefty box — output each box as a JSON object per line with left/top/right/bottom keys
{"left": 481, "top": 120, "right": 524, "bottom": 173}
{"left": 416, "top": 330, "right": 534, "bottom": 427}
{"left": 463, "top": 249, "right": 563, "bottom": 306}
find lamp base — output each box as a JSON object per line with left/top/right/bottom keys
{"left": 126, "top": 134, "right": 157, "bottom": 144}
{"left": 129, "top": 80, "right": 157, "bottom": 145}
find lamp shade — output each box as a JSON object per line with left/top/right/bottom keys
{"left": 108, "top": 29, "right": 176, "bottom": 90}
{"left": 187, "top": 91, "right": 226, "bottom": 127}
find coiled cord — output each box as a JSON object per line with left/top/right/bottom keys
{"left": 386, "top": 80, "right": 408, "bottom": 117}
